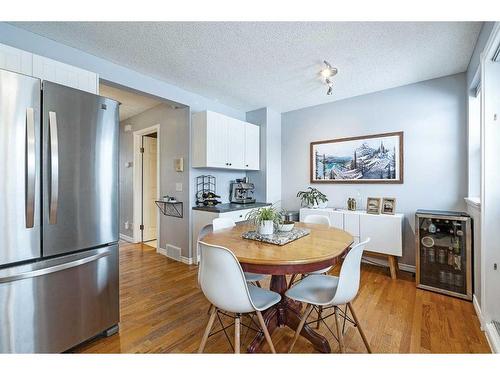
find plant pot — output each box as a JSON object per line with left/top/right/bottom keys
{"left": 308, "top": 202, "right": 328, "bottom": 209}
{"left": 258, "top": 220, "right": 274, "bottom": 235}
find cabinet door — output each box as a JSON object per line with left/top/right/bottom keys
{"left": 226, "top": 118, "right": 245, "bottom": 169}
{"left": 359, "top": 214, "right": 402, "bottom": 256}
{"left": 344, "top": 212, "right": 360, "bottom": 236}
{"left": 244, "top": 123, "right": 260, "bottom": 170}
{"left": 205, "top": 112, "right": 229, "bottom": 168}
{"left": 329, "top": 211, "right": 344, "bottom": 229}
{"left": 0, "top": 43, "right": 32, "bottom": 75}
{"left": 33, "top": 55, "right": 98, "bottom": 94}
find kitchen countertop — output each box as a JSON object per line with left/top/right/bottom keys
{"left": 192, "top": 202, "right": 271, "bottom": 213}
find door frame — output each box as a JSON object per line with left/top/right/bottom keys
{"left": 133, "top": 124, "right": 160, "bottom": 244}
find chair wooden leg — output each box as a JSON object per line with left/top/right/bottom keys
{"left": 288, "top": 304, "right": 314, "bottom": 353}
{"left": 347, "top": 302, "right": 372, "bottom": 353}
{"left": 255, "top": 281, "right": 262, "bottom": 288}
{"left": 334, "top": 306, "right": 345, "bottom": 353}
{"left": 198, "top": 305, "right": 217, "bottom": 353}
{"left": 256, "top": 310, "right": 276, "bottom": 354}
{"left": 288, "top": 274, "right": 297, "bottom": 289}
{"left": 316, "top": 306, "right": 323, "bottom": 329}
{"left": 234, "top": 315, "right": 241, "bottom": 354}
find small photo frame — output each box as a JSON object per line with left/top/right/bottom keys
{"left": 366, "top": 197, "right": 381, "bottom": 215}
{"left": 381, "top": 197, "right": 396, "bottom": 215}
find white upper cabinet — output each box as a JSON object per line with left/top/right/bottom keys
{"left": 0, "top": 43, "right": 99, "bottom": 94}
{"left": 244, "top": 122, "right": 260, "bottom": 170}
{"left": 204, "top": 111, "right": 228, "bottom": 168}
{"left": 192, "top": 111, "right": 260, "bottom": 170}
{"left": 0, "top": 43, "right": 33, "bottom": 76}
{"left": 33, "top": 55, "right": 99, "bottom": 94}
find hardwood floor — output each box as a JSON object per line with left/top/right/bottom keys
{"left": 72, "top": 242, "right": 490, "bottom": 354}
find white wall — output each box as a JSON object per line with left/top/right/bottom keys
{"left": 281, "top": 74, "right": 468, "bottom": 265}
{"left": 246, "top": 107, "right": 282, "bottom": 204}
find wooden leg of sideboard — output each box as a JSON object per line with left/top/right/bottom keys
{"left": 387, "top": 255, "right": 398, "bottom": 279}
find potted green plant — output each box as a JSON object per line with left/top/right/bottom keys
{"left": 297, "top": 187, "right": 328, "bottom": 209}
{"left": 246, "top": 204, "right": 283, "bottom": 235}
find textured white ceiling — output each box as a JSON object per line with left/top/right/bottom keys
{"left": 99, "top": 83, "right": 163, "bottom": 121}
{"left": 14, "top": 22, "right": 481, "bottom": 113}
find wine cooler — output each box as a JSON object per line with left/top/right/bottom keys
{"left": 415, "top": 210, "right": 472, "bottom": 300}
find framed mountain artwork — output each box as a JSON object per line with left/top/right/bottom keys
{"left": 310, "top": 131, "right": 403, "bottom": 183}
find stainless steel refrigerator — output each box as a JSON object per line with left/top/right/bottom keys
{"left": 0, "top": 68, "right": 120, "bottom": 353}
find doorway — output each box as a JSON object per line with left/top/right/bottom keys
{"left": 133, "top": 125, "right": 160, "bottom": 245}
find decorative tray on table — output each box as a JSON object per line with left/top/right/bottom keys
{"left": 242, "top": 228, "right": 310, "bottom": 246}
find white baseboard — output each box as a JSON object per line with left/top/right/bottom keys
{"left": 485, "top": 322, "right": 500, "bottom": 353}
{"left": 362, "top": 256, "right": 416, "bottom": 274}
{"left": 473, "top": 294, "right": 485, "bottom": 330}
{"left": 157, "top": 244, "right": 181, "bottom": 262}
{"left": 181, "top": 256, "right": 195, "bottom": 265}
{"left": 119, "top": 233, "right": 135, "bottom": 243}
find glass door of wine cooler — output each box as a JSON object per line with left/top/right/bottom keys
{"left": 415, "top": 210, "right": 472, "bottom": 300}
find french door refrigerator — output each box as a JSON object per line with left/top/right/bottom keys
{"left": 0, "top": 69, "right": 120, "bottom": 353}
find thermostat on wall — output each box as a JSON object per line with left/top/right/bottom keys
{"left": 174, "top": 158, "right": 184, "bottom": 172}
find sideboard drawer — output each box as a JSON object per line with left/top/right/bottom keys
{"left": 219, "top": 209, "right": 252, "bottom": 223}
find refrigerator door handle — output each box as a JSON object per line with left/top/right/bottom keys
{"left": 0, "top": 249, "right": 111, "bottom": 284}
{"left": 48, "top": 111, "right": 59, "bottom": 224}
{"left": 25, "top": 107, "right": 36, "bottom": 228}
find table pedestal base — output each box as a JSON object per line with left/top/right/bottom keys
{"left": 246, "top": 275, "right": 331, "bottom": 353}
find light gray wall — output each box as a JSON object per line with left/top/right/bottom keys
{"left": 119, "top": 104, "right": 191, "bottom": 257}
{"left": 281, "top": 74, "right": 467, "bottom": 266}
{"left": 246, "top": 108, "right": 282, "bottom": 204}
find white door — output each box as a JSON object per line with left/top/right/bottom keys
{"left": 142, "top": 136, "right": 158, "bottom": 242}
{"left": 227, "top": 118, "right": 245, "bottom": 169}
{"left": 0, "top": 43, "right": 32, "bottom": 75}
{"left": 206, "top": 112, "right": 229, "bottom": 168}
{"left": 244, "top": 123, "right": 260, "bottom": 170}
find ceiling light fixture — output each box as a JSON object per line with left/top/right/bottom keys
{"left": 320, "top": 60, "right": 338, "bottom": 95}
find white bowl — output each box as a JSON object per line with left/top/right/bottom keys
{"left": 278, "top": 222, "right": 295, "bottom": 232}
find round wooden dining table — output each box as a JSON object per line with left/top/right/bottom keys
{"left": 201, "top": 221, "right": 354, "bottom": 353}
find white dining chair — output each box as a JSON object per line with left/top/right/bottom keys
{"left": 303, "top": 214, "right": 332, "bottom": 275}
{"left": 212, "top": 217, "right": 266, "bottom": 286}
{"left": 197, "top": 241, "right": 281, "bottom": 353}
{"left": 286, "top": 239, "right": 372, "bottom": 353}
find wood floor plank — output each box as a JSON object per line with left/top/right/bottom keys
{"left": 71, "top": 242, "right": 490, "bottom": 354}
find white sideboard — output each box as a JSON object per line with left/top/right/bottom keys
{"left": 300, "top": 208, "right": 403, "bottom": 278}
{"left": 192, "top": 111, "right": 260, "bottom": 170}
{"left": 0, "top": 43, "right": 99, "bottom": 94}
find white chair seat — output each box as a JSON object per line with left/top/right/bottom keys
{"left": 248, "top": 284, "right": 281, "bottom": 311}
{"left": 285, "top": 274, "right": 339, "bottom": 306}
{"left": 244, "top": 272, "right": 266, "bottom": 283}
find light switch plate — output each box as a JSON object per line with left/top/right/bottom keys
{"left": 124, "top": 124, "right": 132, "bottom": 132}
{"left": 176, "top": 183, "right": 183, "bottom": 192}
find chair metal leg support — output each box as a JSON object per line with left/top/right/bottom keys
{"left": 234, "top": 314, "right": 241, "bottom": 354}
{"left": 347, "top": 302, "right": 372, "bottom": 353}
{"left": 256, "top": 310, "right": 276, "bottom": 354}
{"left": 288, "top": 304, "right": 314, "bottom": 353}
{"left": 316, "top": 306, "right": 323, "bottom": 329}
{"left": 198, "top": 306, "right": 217, "bottom": 353}
{"left": 334, "top": 306, "right": 345, "bottom": 353}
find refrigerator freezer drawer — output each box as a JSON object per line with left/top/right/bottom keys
{"left": 0, "top": 244, "right": 119, "bottom": 353}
